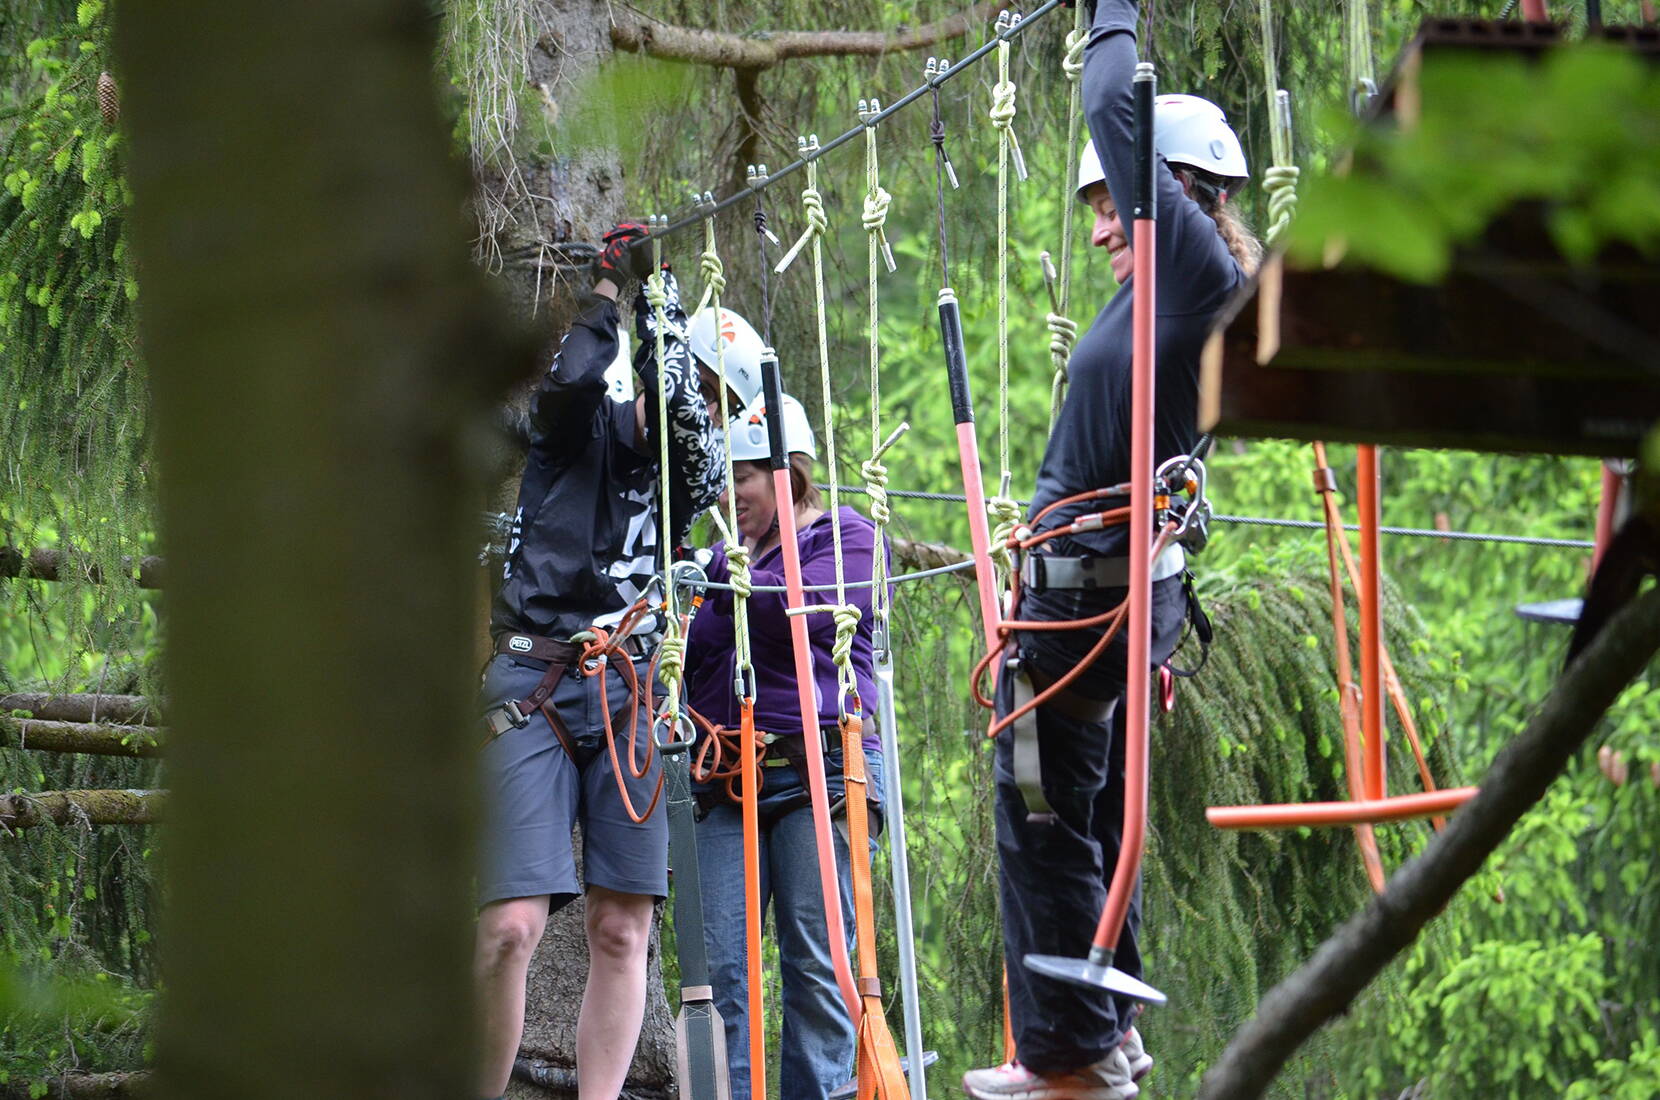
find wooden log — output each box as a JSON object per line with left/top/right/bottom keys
{"left": 0, "top": 546, "right": 163, "bottom": 588}
{"left": 0, "top": 693, "right": 162, "bottom": 726}
{"left": 0, "top": 717, "right": 164, "bottom": 758}
{"left": 0, "top": 789, "right": 166, "bottom": 829}
{"left": 0, "top": 1071, "right": 153, "bottom": 1099}
{"left": 890, "top": 535, "right": 973, "bottom": 574}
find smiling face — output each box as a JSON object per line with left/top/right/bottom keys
{"left": 1085, "top": 182, "right": 1133, "bottom": 285}
{"left": 724, "top": 460, "right": 777, "bottom": 548}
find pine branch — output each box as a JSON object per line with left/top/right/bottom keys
{"left": 1196, "top": 585, "right": 1660, "bottom": 1100}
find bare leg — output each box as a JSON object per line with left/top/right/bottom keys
{"left": 474, "top": 895, "right": 551, "bottom": 1099}
{"left": 576, "top": 886, "right": 656, "bottom": 1100}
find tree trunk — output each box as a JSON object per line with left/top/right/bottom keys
{"left": 0, "top": 1071, "right": 154, "bottom": 1099}
{"left": 0, "top": 789, "right": 166, "bottom": 828}
{"left": 113, "top": 1, "right": 533, "bottom": 1097}
{"left": 0, "top": 718, "right": 163, "bottom": 758}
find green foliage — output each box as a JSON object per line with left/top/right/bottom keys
{"left": 1291, "top": 45, "right": 1660, "bottom": 281}
{"left": 1, "top": 2, "right": 152, "bottom": 698}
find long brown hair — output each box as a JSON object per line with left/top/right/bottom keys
{"left": 788, "top": 452, "right": 822, "bottom": 512}
{"left": 1177, "top": 166, "right": 1264, "bottom": 276}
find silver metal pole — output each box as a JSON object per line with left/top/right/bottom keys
{"left": 874, "top": 626, "right": 928, "bottom": 1100}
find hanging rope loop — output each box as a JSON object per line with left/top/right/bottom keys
{"left": 775, "top": 136, "right": 826, "bottom": 274}
{"left": 1263, "top": 162, "right": 1300, "bottom": 246}
{"left": 1062, "top": 26, "right": 1086, "bottom": 82}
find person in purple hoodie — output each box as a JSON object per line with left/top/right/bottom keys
{"left": 681, "top": 391, "right": 886, "bottom": 1100}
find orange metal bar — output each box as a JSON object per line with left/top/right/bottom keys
{"left": 773, "top": 466, "right": 861, "bottom": 1026}
{"left": 1090, "top": 202, "right": 1156, "bottom": 958}
{"left": 740, "top": 698, "right": 766, "bottom": 1100}
{"left": 1206, "top": 787, "right": 1478, "bottom": 829}
{"left": 1357, "top": 445, "right": 1385, "bottom": 803}
{"left": 1592, "top": 463, "right": 1623, "bottom": 575}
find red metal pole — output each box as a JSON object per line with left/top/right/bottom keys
{"left": 1091, "top": 62, "right": 1157, "bottom": 960}
{"left": 1521, "top": 0, "right": 1550, "bottom": 22}
{"left": 939, "top": 288, "right": 1004, "bottom": 660}
{"left": 762, "top": 364, "right": 860, "bottom": 1027}
{"left": 1206, "top": 786, "right": 1478, "bottom": 829}
{"left": 1592, "top": 462, "right": 1623, "bottom": 575}
{"left": 1357, "top": 444, "right": 1385, "bottom": 803}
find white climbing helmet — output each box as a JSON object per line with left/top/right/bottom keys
{"left": 727, "top": 392, "right": 818, "bottom": 463}
{"left": 1075, "top": 94, "right": 1249, "bottom": 203}
{"left": 602, "top": 330, "right": 635, "bottom": 404}
{"left": 687, "top": 307, "right": 766, "bottom": 407}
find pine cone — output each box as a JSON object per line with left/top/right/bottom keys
{"left": 97, "top": 71, "right": 119, "bottom": 126}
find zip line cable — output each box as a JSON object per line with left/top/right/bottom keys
{"left": 640, "top": 0, "right": 1064, "bottom": 245}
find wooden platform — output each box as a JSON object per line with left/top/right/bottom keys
{"left": 1198, "top": 18, "right": 1660, "bottom": 458}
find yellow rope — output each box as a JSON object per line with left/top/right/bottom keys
{"left": 1049, "top": 5, "right": 1088, "bottom": 428}
{"left": 1258, "top": 0, "right": 1300, "bottom": 248}
{"left": 697, "top": 210, "right": 754, "bottom": 695}
{"left": 860, "top": 99, "right": 898, "bottom": 631}
{"left": 646, "top": 228, "right": 683, "bottom": 720}
{"left": 987, "top": 13, "right": 1023, "bottom": 585}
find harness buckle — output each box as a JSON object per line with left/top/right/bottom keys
{"left": 1026, "top": 555, "right": 1047, "bottom": 594}
{"left": 502, "top": 700, "right": 531, "bottom": 730}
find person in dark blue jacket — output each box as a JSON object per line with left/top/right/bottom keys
{"left": 471, "top": 223, "right": 760, "bottom": 1100}
{"left": 964, "top": 4, "right": 1262, "bottom": 1099}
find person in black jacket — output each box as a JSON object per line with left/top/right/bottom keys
{"left": 964, "top": 5, "right": 1262, "bottom": 1099}
{"left": 471, "top": 223, "right": 755, "bottom": 1100}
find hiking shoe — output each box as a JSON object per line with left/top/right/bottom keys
{"left": 1119, "top": 1028, "right": 1153, "bottom": 1082}
{"left": 962, "top": 1050, "right": 1139, "bottom": 1100}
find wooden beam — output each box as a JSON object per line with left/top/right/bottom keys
{"left": 0, "top": 717, "right": 164, "bottom": 758}
{"left": 0, "top": 789, "right": 166, "bottom": 829}
{"left": 0, "top": 693, "right": 161, "bottom": 725}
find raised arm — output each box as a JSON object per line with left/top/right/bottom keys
{"left": 1082, "top": 0, "right": 1238, "bottom": 310}
{"left": 526, "top": 290, "right": 620, "bottom": 447}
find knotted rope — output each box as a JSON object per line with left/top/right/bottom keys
{"left": 646, "top": 230, "right": 684, "bottom": 725}
{"left": 775, "top": 137, "right": 827, "bottom": 276}
{"left": 987, "top": 12, "right": 1024, "bottom": 587}
{"left": 1258, "top": 0, "right": 1300, "bottom": 247}
{"left": 1049, "top": 2, "right": 1089, "bottom": 427}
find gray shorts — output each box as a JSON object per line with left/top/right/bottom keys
{"left": 476, "top": 652, "right": 669, "bottom": 910}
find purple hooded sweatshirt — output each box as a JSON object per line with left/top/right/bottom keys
{"left": 685, "top": 506, "right": 887, "bottom": 752}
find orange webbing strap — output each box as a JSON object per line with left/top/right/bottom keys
{"left": 841, "top": 712, "right": 910, "bottom": 1100}
{"left": 740, "top": 697, "right": 767, "bottom": 1100}
{"left": 1313, "top": 442, "right": 1386, "bottom": 892}
{"left": 1314, "top": 443, "right": 1447, "bottom": 828}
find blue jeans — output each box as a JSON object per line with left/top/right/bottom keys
{"left": 695, "top": 745, "right": 883, "bottom": 1100}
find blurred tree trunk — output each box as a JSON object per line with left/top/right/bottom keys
{"left": 115, "top": 0, "right": 531, "bottom": 1096}
{"left": 463, "top": 2, "right": 677, "bottom": 1094}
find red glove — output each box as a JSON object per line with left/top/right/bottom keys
{"left": 596, "top": 221, "right": 658, "bottom": 284}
